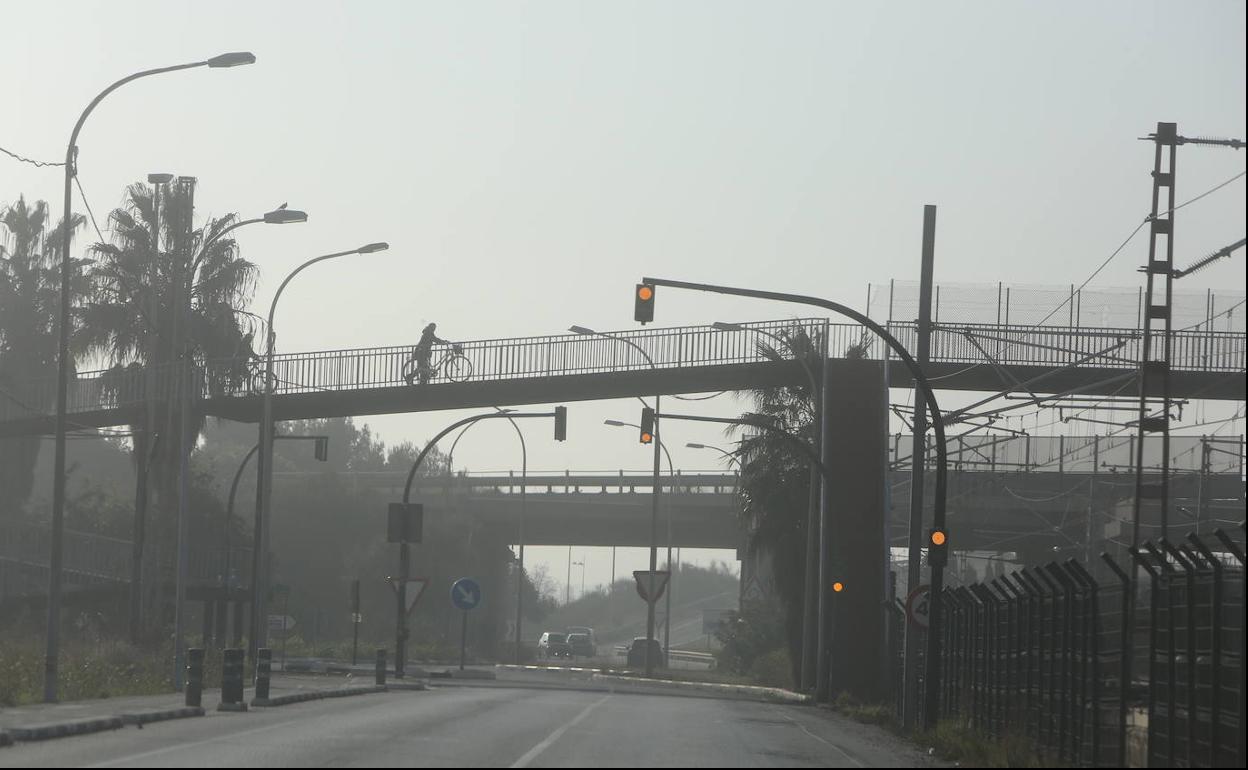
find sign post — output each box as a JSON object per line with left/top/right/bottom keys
{"left": 905, "top": 584, "right": 932, "bottom": 630}
{"left": 387, "top": 502, "right": 424, "bottom": 677}
{"left": 351, "top": 579, "right": 361, "bottom": 666}
{"left": 450, "top": 578, "right": 482, "bottom": 671}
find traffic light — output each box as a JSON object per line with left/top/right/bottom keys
{"left": 634, "top": 283, "right": 655, "bottom": 324}
{"left": 928, "top": 528, "right": 948, "bottom": 568}
{"left": 639, "top": 406, "right": 655, "bottom": 444}
{"left": 553, "top": 406, "right": 567, "bottom": 442}
{"left": 831, "top": 580, "right": 845, "bottom": 593}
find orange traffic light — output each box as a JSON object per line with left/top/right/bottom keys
{"left": 634, "top": 283, "right": 655, "bottom": 324}
{"left": 930, "top": 530, "right": 947, "bottom": 547}
{"left": 832, "top": 581, "right": 844, "bottom": 593}
{"left": 640, "top": 406, "right": 655, "bottom": 444}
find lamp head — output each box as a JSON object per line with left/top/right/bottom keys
{"left": 358, "top": 242, "right": 389, "bottom": 254}
{"left": 568, "top": 326, "right": 595, "bottom": 336}
{"left": 603, "top": 419, "right": 626, "bottom": 427}
{"left": 147, "top": 173, "right": 175, "bottom": 185}
{"left": 686, "top": 443, "right": 706, "bottom": 449}
{"left": 263, "top": 208, "right": 308, "bottom": 225}
{"left": 712, "top": 321, "right": 744, "bottom": 332}
{"left": 207, "top": 52, "right": 256, "bottom": 68}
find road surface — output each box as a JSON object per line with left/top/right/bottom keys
{"left": 1, "top": 683, "right": 933, "bottom": 768}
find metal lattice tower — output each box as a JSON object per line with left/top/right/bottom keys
{"left": 1132, "top": 122, "right": 1178, "bottom": 545}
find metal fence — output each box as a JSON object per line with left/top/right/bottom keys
{"left": 890, "top": 528, "right": 1246, "bottom": 768}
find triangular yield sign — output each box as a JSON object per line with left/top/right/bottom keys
{"left": 405, "top": 578, "right": 428, "bottom": 614}
{"left": 633, "top": 570, "right": 670, "bottom": 603}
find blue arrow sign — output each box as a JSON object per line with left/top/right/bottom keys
{"left": 450, "top": 578, "right": 482, "bottom": 611}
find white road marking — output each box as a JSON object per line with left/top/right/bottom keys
{"left": 86, "top": 717, "right": 303, "bottom": 768}
{"left": 509, "top": 694, "right": 611, "bottom": 768}
{"left": 784, "top": 714, "right": 866, "bottom": 768}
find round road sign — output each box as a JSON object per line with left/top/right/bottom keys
{"left": 450, "top": 578, "right": 482, "bottom": 611}
{"left": 905, "top": 584, "right": 932, "bottom": 629}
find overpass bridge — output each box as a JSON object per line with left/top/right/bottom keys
{"left": 1, "top": 317, "right": 1242, "bottom": 437}
{"left": 6, "top": 434, "right": 1241, "bottom": 601}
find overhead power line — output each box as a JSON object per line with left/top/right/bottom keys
{"left": 1, "top": 144, "right": 66, "bottom": 168}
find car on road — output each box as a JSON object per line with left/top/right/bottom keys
{"left": 626, "top": 636, "right": 664, "bottom": 668}
{"left": 565, "top": 625, "right": 596, "bottom": 650}
{"left": 566, "top": 632, "right": 594, "bottom": 658}
{"left": 537, "top": 631, "right": 573, "bottom": 659}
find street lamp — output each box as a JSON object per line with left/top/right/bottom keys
{"left": 45, "top": 51, "right": 256, "bottom": 703}
{"left": 252, "top": 242, "right": 389, "bottom": 663}
{"left": 604, "top": 418, "right": 676, "bottom": 660}
{"left": 686, "top": 442, "right": 742, "bottom": 468}
{"left": 173, "top": 203, "right": 307, "bottom": 688}
{"left": 571, "top": 325, "right": 664, "bottom": 677}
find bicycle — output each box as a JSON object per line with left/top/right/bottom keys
{"left": 402, "top": 343, "right": 473, "bottom": 385}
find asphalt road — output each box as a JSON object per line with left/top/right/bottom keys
{"left": 0, "top": 684, "right": 933, "bottom": 768}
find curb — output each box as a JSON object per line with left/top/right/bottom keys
{"left": 590, "top": 673, "right": 810, "bottom": 704}
{"left": 119, "top": 706, "right": 205, "bottom": 726}
{"left": 6, "top": 716, "right": 124, "bottom": 742}
{"left": 251, "top": 685, "right": 386, "bottom": 708}
{"left": 383, "top": 682, "right": 427, "bottom": 692}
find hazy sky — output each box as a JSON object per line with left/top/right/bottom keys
{"left": 4, "top": 0, "right": 1245, "bottom": 594}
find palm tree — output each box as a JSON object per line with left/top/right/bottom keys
{"left": 0, "top": 197, "right": 86, "bottom": 518}
{"left": 78, "top": 181, "right": 259, "bottom": 631}
{"left": 728, "top": 323, "right": 825, "bottom": 685}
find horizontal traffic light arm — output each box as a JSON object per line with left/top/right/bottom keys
{"left": 401, "top": 410, "right": 565, "bottom": 503}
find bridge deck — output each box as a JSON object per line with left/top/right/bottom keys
{"left": 1, "top": 318, "right": 1242, "bottom": 436}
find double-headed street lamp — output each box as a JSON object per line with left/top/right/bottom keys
{"left": 570, "top": 325, "right": 664, "bottom": 676}
{"left": 46, "top": 51, "right": 256, "bottom": 703}
{"left": 252, "top": 242, "right": 389, "bottom": 663}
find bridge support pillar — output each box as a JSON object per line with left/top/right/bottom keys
{"left": 825, "top": 359, "right": 888, "bottom": 703}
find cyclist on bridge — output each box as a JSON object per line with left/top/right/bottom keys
{"left": 404, "top": 322, "right": 452, "bottom": 385}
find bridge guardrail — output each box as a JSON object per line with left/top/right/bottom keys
{"left": 2, "top": 318, "right": 1242, "bottom": 425}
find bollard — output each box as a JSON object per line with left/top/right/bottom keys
{"left": 375, "top": 648, "right": 387, "bottom": 686}
{"left": 255, "top": 648, "right": 272, "bottom": 702}
{"left": 218, "top": 648, "right": 248, "bottom": 711}
{"left": 185, "top": 648, "right": 204, "bottom": 708}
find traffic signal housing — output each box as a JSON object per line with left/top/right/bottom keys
{"left": 639, "top": 406, "right": 655, "bottom": 444}
{"left": 928, "top": 528, "right": 948, "bottom": 568}
{"left": 553, "top": 406, "right": 567, "bottom": 442}
{"left": 634, "top": 283, "right": 655, "bottom": 324}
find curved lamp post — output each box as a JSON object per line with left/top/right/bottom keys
{"left": 685, "top": 442, "right": 742, "bottom": 468}
{"left": 252, "top": 242, "right": 388, "bottom": 662}
{"left": 640, "top": 276, "right": 949, "bottom": 726}
{"left": 393, "top": 409, "right": 565, "bottom": 677}
{"left": 570, "top": 325, "right": 664, "bottom": 676}
{"left": 46, "top": 50, "right": 255, "bottom": 703}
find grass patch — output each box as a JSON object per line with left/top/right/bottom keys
{"left": 0, "top": 639, "right": 171, "bottom": 706}
{"left": 914, "top": 720, "right": 1055, "bottom": 768}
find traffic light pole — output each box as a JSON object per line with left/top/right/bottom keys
{"left": 640, "top": 277, "right": 949, "bottom": 727}
{"left": 398, "top": 409, "right": 565, "bottom": 676}
{"left": 646, "top": 395, "right": 662, "bottom": 676}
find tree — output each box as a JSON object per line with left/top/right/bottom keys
{"left": 0, "top": 197, "right": 86, "bottom": 518}
{"left": 729, "top": 323, "right": 825, "bottom": 685}
{"left": 77, "top": 181, "right": 258, "bottom": 632}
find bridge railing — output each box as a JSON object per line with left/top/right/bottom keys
{"left": 1, "top": 318, "right": 1242, "bottom": 423}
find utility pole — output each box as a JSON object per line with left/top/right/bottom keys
{"left": 902, "top": 205, "right": 936, "bottom": 729}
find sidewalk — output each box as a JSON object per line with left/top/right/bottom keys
{"left": 0, "top": 673, "right": 388, "bottom": 742}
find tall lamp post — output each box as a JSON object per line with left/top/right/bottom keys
{"left": 252, "top": 242, "right": 389, "bottom": 663}
{"left": 569, "top": 325, "right": 663, "bottom": 676}
{"left": 685, "top": 442, "right": 742, "bottom": 469}
{"left": 45, "top": 50, "right": 256, "bottom": 703}
{"left": 638, "top": 276, "right": 949, "bottom": 727}
{"left": 712, "top": 320, "right": 825, "bottom": 692}
{"left": 604, "top": 418, "right": 675, "bottom": 658}
{"left": 172, "top": 204, "right": 306, "bottom": 689}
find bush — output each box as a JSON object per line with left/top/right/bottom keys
{"left": 747, "top": 648, "right": 792, "bottom": 689}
